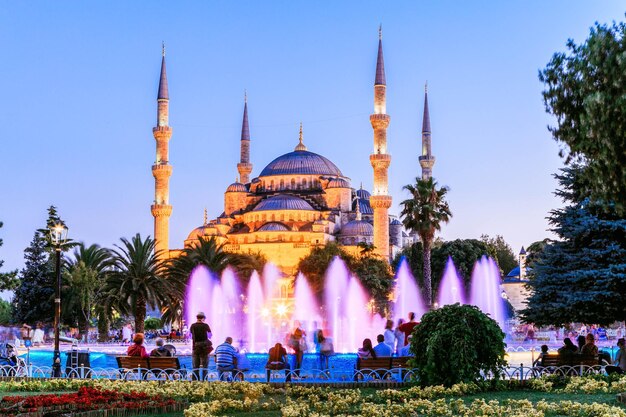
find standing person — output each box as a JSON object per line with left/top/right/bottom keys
{"left": 383, "top": 320, "right": 395, "bottom": 352}
{"left": 122, "top": 324, "right": 132, "bottom": 344}
{"left": 289, "top": 321, "right": 306, "bottom": 377}
{"left": 398, "top": 313, "right": 419, "bottom": 347}
{"left": 215, "top": 337, "right": 239, "bottom": 381}
{"left": 190, "top": 312, "right": 213, "bottom": 381}
{"left": 394, "top": 319, "right": 405, "bottom": 355}
{"left": 316, "top": 330, "right": 333, "bottom": 372}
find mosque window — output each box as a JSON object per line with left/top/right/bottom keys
{"left": 281, "top": 214, "right": 285, "bottom": 221}
{"left": 302, "top": 178, "right": 307, "bottom": 188}
{"left": 291, "top": 178, "right": 296, "bottom": 189}
{"left": 262, "top": 214, "right": 266, "bottom": 221}
{"left": 270, "top": 180, "right": 274, "bottom": 190}
{"left": 271, "top": 214, "right": 275, "bottom": 221}
{"left": 280, "top": 179, "right": 285, "bottom": 189}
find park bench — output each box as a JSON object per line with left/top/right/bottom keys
{"left": 536, "top": 354, "right": 601, "bottom": 375}
{"left": 354, "top": 357, "right": 393, "bottom": 380}
{"left": 116, "top": 356, "right": 184, "bottom": 380}
{"left": 391, "top": 356, "right": 413, "bottom": 380}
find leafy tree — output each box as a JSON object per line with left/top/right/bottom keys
{"left": 162, "top": 237, "right": 265, "bottom": 325}
{"left": 524, "top": 239, "right": 549, "bottom": 279}
{"left": 521, "top": 167, "right": 626, "bottom": 326}
{"left": 394, "top": 239, "right": 494, "bottom": 302}
{"left": 0, "top": 222, "right": 18, "bottom": 291}
{"left": 107, "top": 234, "right": 179, "bottom": 334}
{"left": 62, "top": 244, "right": 111, "bottom": 339}
{"left": 0, "top": 299, "right": 12, "bottom": 324}
{"left": 400, "top": 177, "right": 452, "bottom": 307}
{"left": 409, "top": 304, "right": 506, "bottom": 387}
{"left": 297, "top": 242, "right": 393, "bottom": 312}
{"left": 297, "top": 242, "right": 353, "bottom": 295}
{"left": 540, "top": 20, "right": 626, "bottom": 214}
{"left": 144, "top": 317, "right": 162, "bottom": 331}
{"left": 480, "top": 234, "right": 518, "bottom": 276}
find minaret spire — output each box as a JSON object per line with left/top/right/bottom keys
{"left": 369, "top": 28, "right": 392, "bottom": 260}
{"left": 295, "top": 122, "right": 307, "bottom": 151}
{"left": 419, "top": 83, "right": 436, "bottom": 180}
{"left": 152, "top": 44, "right": 173, "bottom": 259}
{"left": 237, "top": 92, "right": 253, "bottom": 184}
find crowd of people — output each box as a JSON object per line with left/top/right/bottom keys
{"left": 125, "top": 311, "right": 422, "bottom": 381}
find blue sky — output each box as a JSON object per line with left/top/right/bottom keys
{"left": 1, "top": 1, "right": 624, "bottom": 272}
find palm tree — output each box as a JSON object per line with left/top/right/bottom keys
{"left": 62, "top": 243, "right": 111, "bottom": 339}
{"left": 108, "top": 234, "right": 177, "bottom": 334}
{"left": 162, "top": 236, "right": 264, "bottom": 325}
{"left": 400, "top": 177, "right": 452, "bottom": 308}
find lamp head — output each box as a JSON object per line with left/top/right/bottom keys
{"left": 49, "top": 223, "right": 68, "bottom": 246}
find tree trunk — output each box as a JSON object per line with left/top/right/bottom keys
{"left": 423, "top": 240, "right": 433, "bottom": 309}
{"left": 134, "top": 296, "right": 146, "bottom": 334}
{"left": 78, "top": 312, "right": 89, "bottom": 342}
{"left": 97, "top": 310, "right": 110, "bottom": 342}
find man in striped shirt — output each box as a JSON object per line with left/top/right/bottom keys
{"left": 215, "top": 337, "right": 239, "bottom": 381}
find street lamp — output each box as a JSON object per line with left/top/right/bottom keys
{"left": 49, "top": 223, "right": 68, "bottom": 378}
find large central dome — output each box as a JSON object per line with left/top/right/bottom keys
{"left": 259, "top": 149, "right": 343, "bottom": 177}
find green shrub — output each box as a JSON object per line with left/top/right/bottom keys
{"left": 144, "top": 317, "right": 162, "bottom": 331}
{"left": 409, "top": 303, "right": 506, "bottom": 387}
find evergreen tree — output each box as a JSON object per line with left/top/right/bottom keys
{"left": 12, "top": 231, "right": 54, "bottom": 323}
{"left": 12, "top": 206, "right": 72, "bottom": 324}
{"left": 0, "top": 221, "right": 18, "bottom": 291}
{"left": 521, "top": 167, "right": 626, "bottom": 326}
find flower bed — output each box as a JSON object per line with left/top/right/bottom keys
{"left": 0, "top": 376, "right": 624, "bottom": 416}
{"left": 0, "top": 386, "right": 183, "bottom": 417}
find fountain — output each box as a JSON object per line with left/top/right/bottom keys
{"left": 437, "top": 257, "right": 466, "bottom": 306}
{"left": 392, "top": 258, "right": 426, "bottom": 322}
{"left": 470, "top": 256, "right": 507, "bottom": 327}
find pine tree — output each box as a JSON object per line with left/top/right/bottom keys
{"left": 0, "top": 222, "right": 19, "bottom": 291}
{"left": 12, "top": 231, "right": 54, "bottom": 323}
{"left": 521, "top": 167, "right": 626, "bottom": 326}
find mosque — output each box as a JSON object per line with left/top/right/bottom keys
{"left": 149, "top": 31, "right": 436, "bottom": 275}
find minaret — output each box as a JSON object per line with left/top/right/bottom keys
{"left": 151, "top": 43, "right": 173, "bottom": 259}
{"left": 519, "top": 246, "right": 527, "bottom": 280}
{"left": 369, "top": 27, "right": 392, "bottom": 260}
{"left": 418, "top": 84, "right": 435, "bottom": 180}
{"left": 237, "top": 92, "right": 253, "bottom": 184}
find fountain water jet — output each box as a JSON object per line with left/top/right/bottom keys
{"left": 437, "top": 257, "right": 466, "bottom": 306}
{"left": 470, "top": 256, "right": 506, "bottom": 328}
{"left": 393, "top": 258, "right": 426, "bottom": 322}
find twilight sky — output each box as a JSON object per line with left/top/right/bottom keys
{"left": 1, "top": 2, "right": 624, "bottom": 272}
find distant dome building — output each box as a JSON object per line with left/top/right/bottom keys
{"left": 149, "top": 30, "right": 431, "bottom": 274}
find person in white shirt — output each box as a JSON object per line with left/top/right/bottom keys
{"left": 383, "top": 319, "right": 396, "bottom": 352}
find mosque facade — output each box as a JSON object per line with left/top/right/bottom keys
{"left": 150, "top": 32, "right": 435, "bottom": 275}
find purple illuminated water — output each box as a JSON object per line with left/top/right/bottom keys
{"left": 437, "top": 257, "right": 466, "bottom": 306}
{"left": 470, "top": 256, "right": 506, "bottom": 327}
{"left": 392, "top": 258, "right": 426, "bottom": 322}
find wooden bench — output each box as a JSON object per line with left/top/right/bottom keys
{"left": 355, "top": 357, "right": 393, "bottom": 380}
{"left": 536, "top": 354, "right": 601, "bottom": 375}
{"left": 116, "top": 356, "right": 184, "bottom": 380}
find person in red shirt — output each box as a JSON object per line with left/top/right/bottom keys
{"left": 398, "top": 312, "right": 419, "bottom": 347}
{"left": 127, "top": 333, "right": 149, "bottom": 358}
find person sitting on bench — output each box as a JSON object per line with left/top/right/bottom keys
{"left": 150, "top": 338, "right": 172, "bottom": 357}
{"left": 266, "top": 342, "right": 291, "bottom": 382}
{"left": 127, "top": 333, "right": 149, "bottom": 358}
{"left": 215, "top": 337, "right": 239, "bottom": 381}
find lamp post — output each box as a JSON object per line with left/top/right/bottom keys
{"left": 50, "top": 223, "right": 68, "bottom": 378}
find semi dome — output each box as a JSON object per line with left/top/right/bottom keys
{"left": 226, "top": 182, "right": 247, "bottom": 192}
{"left": 187, "top": 225, "right": 219, "bottom": 240}
{"left": 257, "top": 222, "right": 290, "bottom": 232}
{"left": 327, "top": 177, "right": 350, "bottom": 189}
{"left": 259, "top": 150, "right": 343, "bottom": 177}
{"left": 253, "top": 194, "right": 314, "bottom": 211}
{"left": 356, "top": 188, "right": 371, "bottom": 200}
{"left": 341, "top": 220, "right": 374, "bottom": 237}
{"left": 390, "top": 218, "right": 402, "bottom": 225}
